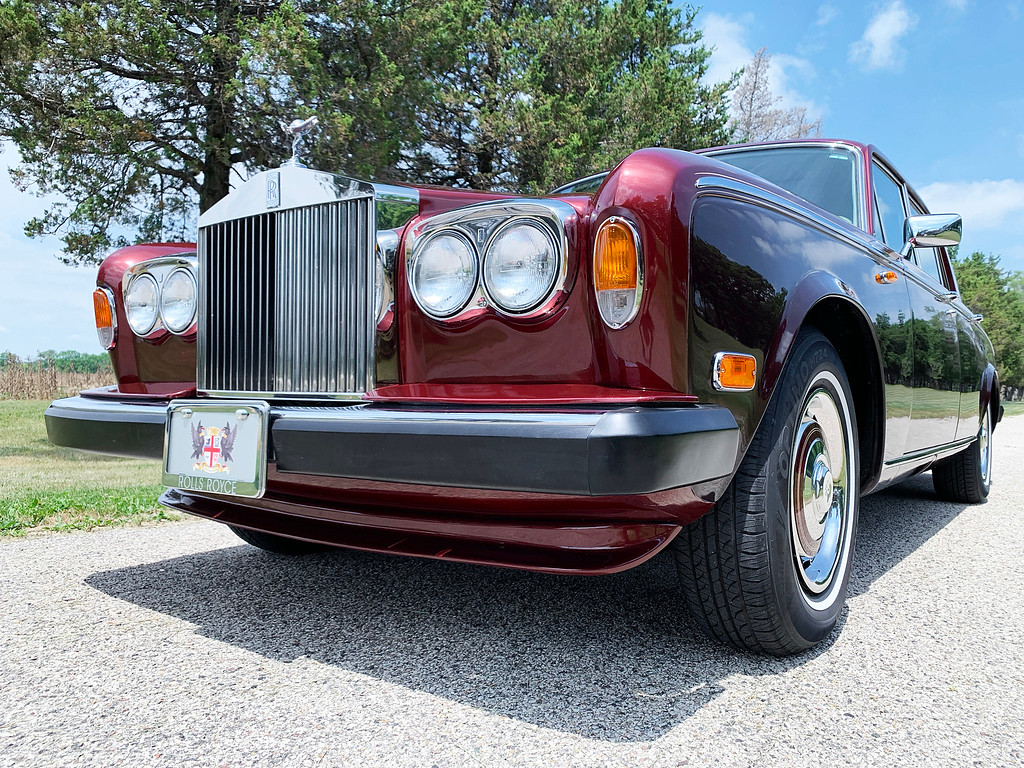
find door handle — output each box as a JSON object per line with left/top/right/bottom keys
{"left": 936, "top": 291, "right": 958, "bottom": 303}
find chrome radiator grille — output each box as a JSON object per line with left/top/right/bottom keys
{"left": 197, "top": 197, "right": 375, "bottom": 396}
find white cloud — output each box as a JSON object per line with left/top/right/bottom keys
{"left": 816, "top": 4, "right": 839, "bottom": 25}
{"left": 848, "top": 1, "right": 919, "bottom": 71}
{"left": 918, "top": 179, "right": 1024, "bottom": 231}
{"left": 945, "top": 0, "right": 968, "bottom": 9}
{"left": 701, "top": 12, "right": 754, "bottom": 85}
{"left": 701, "top": 13, "right": 824, "bottom": 119}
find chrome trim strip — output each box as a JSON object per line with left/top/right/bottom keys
{"left": 47, "top": 396, "right": 170, "bottom": 418}
{"left": 694, "top": 175, "right": 895, "bottom": 264}
{"left": 272, "top": 405, "right": 607, "bottom": 427}
{"left": 199, "top": 390, "right": 368, "bottom": 401}
{"left": 883, "top": 435, "right": 975, "bottom": 467}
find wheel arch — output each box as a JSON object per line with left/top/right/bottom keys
{"left": 982, "top": 364, "right": 1000, "bottom": 431}
{"left": 800, "top": 297, "right": 886, "bottom": 494}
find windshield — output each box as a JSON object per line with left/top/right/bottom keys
{"left": 549, "top": 173, "right": 607, "bottom": 196}
{"left": 708, "top": 146, "right": 859, "bottom": 225}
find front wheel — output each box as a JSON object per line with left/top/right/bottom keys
{"left": 932, "top": 405, "right": 993, "bottom": 503}
{"left": 673, "top": 330, "right": 859, "bottom": 656}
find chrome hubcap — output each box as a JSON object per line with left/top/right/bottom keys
{"left": 791, "top": 387, "right": 849, "bottom": 595}
{"left": 979, "top": 411, "right": 991, "bottom": 484}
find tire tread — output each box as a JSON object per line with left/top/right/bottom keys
{"left": 673, "top": 331, "right": 851, "bottom": 656}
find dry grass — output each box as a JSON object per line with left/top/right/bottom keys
{"left": 0, "top": 366, "right": 112, "bottom": 400}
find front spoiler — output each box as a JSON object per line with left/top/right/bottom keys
{"left": 45, "top": 395, "right": 739, "bottom": 496}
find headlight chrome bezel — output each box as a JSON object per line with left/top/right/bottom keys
{"left": 405, "top": 199, "right": 575, "bottom": 323}
{"left": 481, "top": 217, "right": 563, "bottom": 316}
{"left": 125, "top": 272, "right": 160, "bottom": 337}
{"left": 159, "top": 267, "right": 199, "bottom": 334}
{"left": 408, "top": 229, "right": 480, "bottom": 320}
{"left": 122, "top": 255, "right": 199, "bottom": 339}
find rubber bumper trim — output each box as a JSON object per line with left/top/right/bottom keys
{"left": 271, "top": 404, "right": 739, "bottom": 495}
{"left": 45, "top": 396, "right": 167, "bottom": 459}
{"left": 46, "top": 395, "right": 739, "bottom": 496}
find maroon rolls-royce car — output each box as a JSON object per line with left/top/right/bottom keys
{"left": 47, "top": 139, "right": 1000, "bottom": 656}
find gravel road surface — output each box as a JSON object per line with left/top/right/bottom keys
{"left": 3, "top": 417, "right": 1023, "bottom": 768}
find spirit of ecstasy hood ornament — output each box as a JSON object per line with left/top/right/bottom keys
{"left": 280, "top": 116, "right": 319, "bottom": 168}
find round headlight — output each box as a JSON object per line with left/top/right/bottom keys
{"left": 160, "top": 268, "right": 197, "bottom": 333}
{"left": 483, "top": 220, "right": 560, "bottom": 313}
{"left": 410, "top": 231, "right": 478, "bottom": 318}
{"left": 125, "top": 273, "right": 159, "bottom": 336}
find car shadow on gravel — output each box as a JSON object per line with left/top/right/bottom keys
{"left": 85, "top": 472, "right": 969, "bottom": 743}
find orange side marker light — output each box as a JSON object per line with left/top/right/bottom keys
{"left": 713, "top": 352, "right": 757, "bottom": 391}
{"left": 875, "top": 270, "right": 899, "bottom": 284}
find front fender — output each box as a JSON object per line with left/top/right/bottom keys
{"left": 687, "top": 191, "right": 897, "bottom": 500}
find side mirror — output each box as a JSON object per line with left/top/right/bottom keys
{"left": 904, "top": 213, "right": 962, "bottom": 249}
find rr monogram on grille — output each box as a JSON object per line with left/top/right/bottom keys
{"left": 266, "top": 171, "right": 281, "bottom": 209}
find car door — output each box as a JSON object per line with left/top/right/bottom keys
{"left": 872, "top": 161, "right": 961, "bottom": 454}
{"left": 937, "top": 256, "right": 991, "bottom": 441}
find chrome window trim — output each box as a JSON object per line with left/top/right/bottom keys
{"left": 405, "top": 198, "right": 576, "bottom": 323}
{"left": 693, "top": 175, "right": 897, "bottom": 266}
{"left": 549, "top": 171, "right": 609, "bottom": 195}
{"left": 870, "top": 159, "right": 909, "bottom": 250}
{"left": 593, "top": 215, "right": 644, "bottom": 330}
{"left": 704, "top": 141, "right": 867, "bottom": 230}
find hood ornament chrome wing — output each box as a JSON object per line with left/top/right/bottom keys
{"left": 280, "top": 116, "right": 319, "bottom": 168}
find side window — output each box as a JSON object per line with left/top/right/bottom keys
{"left": 872, "top": 162, "right": 908, "bottom": 251}
{"left": 908, "top": 199, "right": 950, "bottom": 288}
{"left": 914, "top": 246, "right": 945, "bottom": 285}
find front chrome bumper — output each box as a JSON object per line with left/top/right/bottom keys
{"left": 46, "top": 395, "right": 739, "bottom": 496}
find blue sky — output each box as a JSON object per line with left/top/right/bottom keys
{"left": 1, "top": 0, "right": 1022, "bottom": 357}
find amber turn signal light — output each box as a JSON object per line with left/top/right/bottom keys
{"left": 594, "top": 217, "right": 643, "bottom": 328}
{"left": 713, "top": 352, "right": 757, "bottom": 391}
{"left": 875, "top": 270, "right": 899, "bottom": 284}
{"left": 93, "top": 287, "right": 116, "bottom": 350}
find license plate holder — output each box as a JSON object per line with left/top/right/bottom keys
{"left": 162, "top": 400, "right": 270, "bottom": 498}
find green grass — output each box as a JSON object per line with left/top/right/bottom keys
{"left": 1003, "top": 401, "right": 1024, "bottom": 418}
{"left": 0, "top": 400, "right": 180, "bottom": 536}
